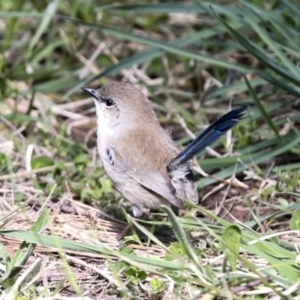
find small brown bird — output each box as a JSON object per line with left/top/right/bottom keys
{"left": 82, "top": 83, "right": 248, "bottom": 217}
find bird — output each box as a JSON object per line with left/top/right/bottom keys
{"left": 82, "top": 83, "right": 248, "bottom": 218}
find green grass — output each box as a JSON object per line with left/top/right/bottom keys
{"left": 1, "top": 0, "right": 300, "bottom": 299}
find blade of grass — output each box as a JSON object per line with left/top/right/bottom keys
{"left": 97, "top": 3, "right": 205, "bottom": 13}
{"left": 240, "top": 0, "right": 299, "bottom": 77}
{"left": 26, "top": 0, "right": 59, "bottom": 60}
{"left": 161, "top": 205, "right": 205, "bottom": 273}
{"left": 210, "top": 6, "right": 300, "bottom": 86}
{"left": 198, "top": 132, "right": 300, "bottom": 187}
{"left": 244, "top": 74, "right": 282, "bottom": 142}
{"left": 0, "top": 229, "right": 190, "bottom": 270}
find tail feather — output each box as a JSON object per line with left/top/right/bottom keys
{"left": 167, "top": 105, "right": 249, "bottom": 171}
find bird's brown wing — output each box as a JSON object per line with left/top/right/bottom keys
{"left": 110, "top": 128, "right": 184, "bottom": 208}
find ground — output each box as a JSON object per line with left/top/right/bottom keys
{"left": 1, "top": 1, "right": 300, "bottom": 299}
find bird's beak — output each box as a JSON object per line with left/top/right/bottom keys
{"left": 81, "top": 87, "right": 98, "bottom": 100}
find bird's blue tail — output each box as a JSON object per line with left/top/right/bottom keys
{"left": 167, "top": 105, "right": 249, "bottom": 171}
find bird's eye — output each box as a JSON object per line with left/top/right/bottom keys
{"left": 104, "top": 98, "right": 115, "bottom": 107}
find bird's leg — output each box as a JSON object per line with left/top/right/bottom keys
{"left": 117, "top": 205, "right": 143, "bottom": 240}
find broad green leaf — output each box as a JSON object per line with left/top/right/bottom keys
{"left": 31, "top": 156, "right": 54, "bottom": 170}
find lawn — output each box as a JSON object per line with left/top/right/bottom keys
{"left": 1, "top": 1, "right": 300, "bottom": 299}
